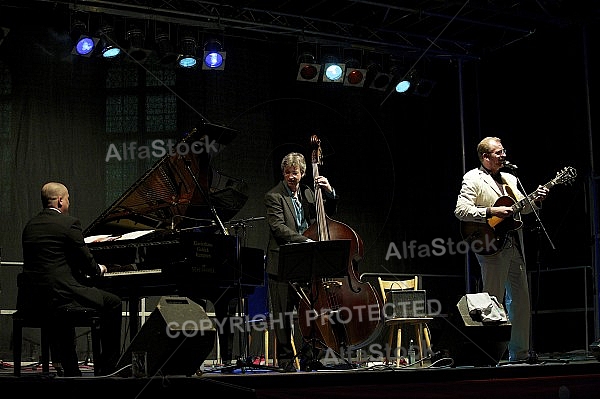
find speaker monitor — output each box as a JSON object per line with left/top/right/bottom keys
{"left": 117, "top": 296, "right": 216, "bottom": 376}
{"left": 435, "top": 295, "right": 511, "bottom": 367}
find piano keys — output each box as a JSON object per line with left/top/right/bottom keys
{"left": 92, "top": 230, "right": 264, "bottom": 290}
{"left": 91, "top": 231, "right": 265, "bottom": 341}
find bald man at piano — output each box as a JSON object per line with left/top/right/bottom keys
{"left": 19, "top": 182, "right": 123, "bottom": 376}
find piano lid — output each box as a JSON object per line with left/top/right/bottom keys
{"left": 83, "top": 122, "right": 248, "bottom": 237}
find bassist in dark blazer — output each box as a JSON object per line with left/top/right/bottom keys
{"left": 454, "top": 137, "right": 548, "bottom": 362}
{"left": 264, "top": 152, "right": 337, "bottom": 371}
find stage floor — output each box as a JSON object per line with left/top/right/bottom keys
{"left": 2, "top": 352, "right": 599, "bottom": 399}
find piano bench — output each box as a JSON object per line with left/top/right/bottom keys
{"left": 12, "top": 307, "right": 102, "bottom": 377}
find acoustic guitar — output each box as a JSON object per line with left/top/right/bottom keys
{"left": 460, "top": 166, "right": 577, "bottom": 255}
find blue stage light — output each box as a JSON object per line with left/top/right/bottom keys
{"left": 202, "top": 39, "right": 226, "bottom": 70}
{"left": 177, "top": 36, "right": 199, "bottom": 69}
{"left": 102, "top": 46, "right": 121, "bottom": 59}
{"left": 395, "top": 80, "right": 411, "bottom": 93}
{"left": 72, "top": 35, "right": 99, "bottom": 57}
{"left": 97, "top": 25, "right": 121, "bottom": 60}
{"left": 178, "top": 56, "right": 198, "bottom": 68}
{"left": 203, "top": 51, "right": 224, "bottom": 69}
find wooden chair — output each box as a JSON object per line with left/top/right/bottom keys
{"left": 377, "top": 276, "right": 433, "bottom": 367}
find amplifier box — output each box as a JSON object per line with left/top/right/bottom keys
{"left": 384, "top": 290, "right": 428, "bottom": 318}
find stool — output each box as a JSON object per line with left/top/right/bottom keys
{"left": 12, "top": 307, "right": 102, "bottom": 376}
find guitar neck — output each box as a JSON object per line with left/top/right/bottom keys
{"left": 512, "top": 179, "right": 558, "bottom": 212}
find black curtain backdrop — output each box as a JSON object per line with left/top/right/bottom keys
{"left": 0, "top": 10, "right": 597, "bottom": 359}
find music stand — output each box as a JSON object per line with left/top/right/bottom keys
{"left": 278, "top": 240, "right": 351, "bottom": 281}
{"left": 279, "top": 239, "right": 354, "bottom": 370}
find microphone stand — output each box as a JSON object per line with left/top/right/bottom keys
{"left": 216, "top": 217, "right": 283, "bottom": 373}
{"left": 507, "top": 169, "right": 567, "bottom": 365}
{"left": 514, "top": 173, "right": 555, "bottom": 252}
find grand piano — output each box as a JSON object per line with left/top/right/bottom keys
{"left": 84, "top": 123, "right": 265, "bottom": 363}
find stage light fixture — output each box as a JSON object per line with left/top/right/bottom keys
{"left": 0, "top": 27, "right": 10, "bottom": 47}
{"left": 155, "top": 30, "right": 177, "bottom": 65}
{"left": 344, "top": 68, "right": 366, "bottom": 86}
{"left": 323, "top": 63, "right": 346, "bottom": 83}
{"left": 364, "top": 54, "right": 393, "bottom": 91}
{"left": 370, "top": 72, "right": 393, "bottom": 91}
{"left": 202, "top": 39, "right": 226, "bottom": 70}
{"left": 70, "top": 19, "right": 98, "bottom": 57}
{"left": 394, "top": 69, "right": 418, "bottom": 93}
{"left": 72, "top": 35, "right": 99, "bottom": 57}
{"left": 412, "top": 78, "right": 437, "bottom": 97}
{"left": 177, "top": 36, "right": 199, "bottom": 68}
{"left": 296, "top": 63, "right": 322, "bottom": 82}
{"left": 97, "top": 25, "right": 121, "bottom": 59}
{"left": 296, "top": 50, "right": 321, "bottom": 82}
{"left": 342, "top": 51, "right": 366, "bottom": 87}
{"left": 320, "top": 49, "right": 344, "bottom": 83}
{"left": 126, "top": 27, "right": 151, "bottom": 62}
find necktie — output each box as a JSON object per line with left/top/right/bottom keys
{"left": 292, "top": 196, "right": 307, "bottom": 233}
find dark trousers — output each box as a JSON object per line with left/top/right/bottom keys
{"left": 52, "top": 290, "right": 122, "bottom": 376}
{"left": 268, "top": 275, "right": 298, "bottom": 361}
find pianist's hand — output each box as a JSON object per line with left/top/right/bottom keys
{"left": 103, "top": 264, "right": 138, "bottom": 274}
{"left": 99, "top": 264, "right": 108, "bottom": 276}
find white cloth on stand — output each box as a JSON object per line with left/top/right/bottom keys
{"left": 465, "top": 292, "right": 508, "bottom": 323}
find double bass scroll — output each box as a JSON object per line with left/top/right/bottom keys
{"left": 297, "top": 135, "right": 382, "bottom": 353}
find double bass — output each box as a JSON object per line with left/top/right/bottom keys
{"left": 298, "top": 135, "right": 382, "bottom": 353}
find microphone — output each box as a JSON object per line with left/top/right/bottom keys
{"left": 503, "top": 160, "right": 518, "bottom": 170}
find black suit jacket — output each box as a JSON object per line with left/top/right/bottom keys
{"left": 19, "top": 208, "right": 105, "bottom": 311}
{"left": 264, "top": 181, "right": 337, "bottom": 277}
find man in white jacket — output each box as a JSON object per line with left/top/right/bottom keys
{"left": 455, "top": 137, "right": 549, "bottom": 362}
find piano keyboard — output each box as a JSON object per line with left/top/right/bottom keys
{"left": 104, "top": 268, "right": 162, "bottom": 277}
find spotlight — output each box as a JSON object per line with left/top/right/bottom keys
{"left": 203, "top": 51, "right": 224, "bottom": 69}
{"left": 0, "top": 27, "right": 10, "bottom": 47}
{"left": 296, "top": 50, "right": 321, "bottom": 82}
{"left": 296, "top": 63, "right": 321, "bottom": 82}
{"left": 72, "top": 35, "right": 99, "bottom": 57}
{"left": 370, "top": 72, "right": 393, "bottom": 91}
{"left": 395, "top": 80, "right": 410, "bottom": 93}
{"left": 70, "top": 20, "right": 98, "bottom": 57}
{"left": 394, "top": 69, "right": 418, "bottom": 93}
{"left": 202, "top": 39, "right": 226, "bottom": 70}
{"left": 177, "top": 36, "right": 198, "bottom": 68}
{"left": 126, "top": 27, "right": 151, "bottom": 62}
{"left": 323, "top": 63, "right": 346, "bottom": 83}
{"left": 344, "top": 68, "right": 367, "bottom": 87}
{"left": 320, "top": 49, "right": 344, "bottom": 83}
{"left": 413, "top": 78, "right": 437, "bottom": 97}
{"left": 341, "top": 51, "right": 366, "bottom": 87}
{"left": 155, "top": 30, "right": 177, "bottom": 65}
{"left": 97, "top": 25, "right": 121, "bottom": 59}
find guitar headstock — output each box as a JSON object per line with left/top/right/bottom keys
{"left": 554, "top": 166, "right": 577, "bottom": 186}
